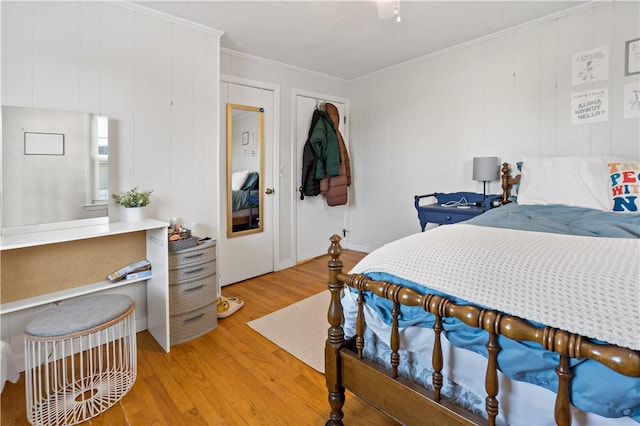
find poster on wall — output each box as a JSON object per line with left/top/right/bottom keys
{"left": 623, "top": 82, "right": 640, "bottom": 119}
{"left": 572, "top": 46, "right": 609, "bottom": 85}
{"left": 625, "top": 38, "right": 640, "bottom": 76}
{"left": 571, "top": 88, "right": 608, "bottom": 124}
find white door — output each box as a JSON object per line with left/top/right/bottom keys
{"left": 295, "top": 93, "right": 349, "bottom": 262}
{"left": 219, "top": 81, "right": 276, "bottom": 286}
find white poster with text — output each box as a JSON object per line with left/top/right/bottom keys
{"left": 571, "top": 88, "right": 608, "bottom": 124}
{"left": 572, "top": 46, "right": 609, "bottom": 85}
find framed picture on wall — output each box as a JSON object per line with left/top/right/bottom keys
{"left": 571, "top": 46, "right": 609, "bottom": 85}
{"left": 24, "top": 132, "right": 65, "bottom": 155}
{"left": 625, "top": 38, "right": 640, "bottom": 76}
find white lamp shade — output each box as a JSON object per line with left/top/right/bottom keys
{"left": 473, "top": 157, "right": 499, "bottom": 182}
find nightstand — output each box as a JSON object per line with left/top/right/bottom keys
{"left": 414, "top": 192, "right": 500, "bottom": 231}
{"left": 248, "top": 192, "right": 260, "bottom": 228}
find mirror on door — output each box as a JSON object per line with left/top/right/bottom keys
{"left": 226, "top": 103, "right": 264, "bottom": 237}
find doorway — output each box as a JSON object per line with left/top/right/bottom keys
{"left": 294, "top": 92, "right": 349, "bottom": 263}
{"left": 219, "top": 78, "right": 278, "bottom": 286}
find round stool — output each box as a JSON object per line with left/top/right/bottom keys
{"left": 24, "top": 294, "right": 137, "bottom": 426}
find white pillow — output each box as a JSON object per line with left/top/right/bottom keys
{"left": 231, "top": 170, "right": 249, "bottom": 191}
{"left": 517, "top": 156, "right": 611, "bottom": 211}
{"left": 604, "top": 158, "right": 640, "bottom": 213}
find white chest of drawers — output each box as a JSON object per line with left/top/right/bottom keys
{"left": 168, "top": 240, "right": 217, "bottom": 345}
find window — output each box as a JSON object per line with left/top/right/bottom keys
{"left": 93, "top": 115, "right": 109, "bottom": 202}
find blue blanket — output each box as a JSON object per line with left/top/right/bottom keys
{"left": 468, "top": 202, "right": 640, "bottom": 238}
{"left": 232, "top": 189, "right": 258, "bottom": 212}
{"left": 355, "top": 204, "right": 640, "bottom": 421}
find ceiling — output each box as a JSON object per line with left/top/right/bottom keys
{"left": 135, "top": 1, "right": 588, "bottom": 80}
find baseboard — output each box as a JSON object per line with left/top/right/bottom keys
{"left": 343, "top": 241, "right": 375, "bottom": 254}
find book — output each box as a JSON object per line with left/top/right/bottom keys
{"left": 108, "top": 259, "right": 151, "bottom": 282}
{"left": 124, "top": 269, "right": 152, "bottom": 280}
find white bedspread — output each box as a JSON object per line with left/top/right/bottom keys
{"left": 351, "top": 224, "right": 640, "bottom": 350}
{"left": 1, "top": 341, "right": 19, "bottom": 392}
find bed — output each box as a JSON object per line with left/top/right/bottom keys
{"left": 325, "top": 157, "right": 640, "bottom": 426}
{"left": 231, "top": 171, "right": 260, "bottom": 229}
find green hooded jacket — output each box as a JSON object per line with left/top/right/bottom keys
{"left": 309, "top": 110, "right": 341, "bottom": 179}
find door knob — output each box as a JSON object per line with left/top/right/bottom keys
{"left": 265, "top": 188, "right": 274, "bottom": 195}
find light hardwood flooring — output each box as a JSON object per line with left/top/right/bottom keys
{"left": 1, "top": 249, "right": 400, "bottom": 426}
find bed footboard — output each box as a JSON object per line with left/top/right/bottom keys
{"left": 325, "top": 235, "right": 640, "bottom": 426}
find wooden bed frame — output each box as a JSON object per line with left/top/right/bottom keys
{"left": 232, "top": 209, "right": 258, "bottom": 227}
{"left": 325, "top": 163, "right": 640, "bottom": 426}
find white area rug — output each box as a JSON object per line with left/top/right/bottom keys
{"left": 247, "top": 291, "right": 329, "bottom": 373}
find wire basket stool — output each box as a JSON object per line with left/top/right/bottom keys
{"left": 24, "top": 294, "right": 136, "bottom": 425}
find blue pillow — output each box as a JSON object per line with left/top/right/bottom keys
{"left": 241, "top": 172, "right": 259, "bottom": 190}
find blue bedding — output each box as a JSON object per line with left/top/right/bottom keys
{"left": 468, "top": 202, "right": 640, "bottom": 238}
{"left": 353, "top": 204, "right": 640, "bottom": 421}
{"left": 232, "top": 171, "right": 260, "bottom": 212}
{"left": 232, "top": 189, "right": 258, "bottom": 211}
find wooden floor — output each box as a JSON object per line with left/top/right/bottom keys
{"left": 1, "top": 249, "right": 400, "bottom": 426}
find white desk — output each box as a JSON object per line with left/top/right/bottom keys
{"left": 1, "top": 219, "right": 170, "bottom": 352}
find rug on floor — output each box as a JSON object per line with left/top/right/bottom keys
{"left": 247, "top": 291, "right": 329, "bottom": 373}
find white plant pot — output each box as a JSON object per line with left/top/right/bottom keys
{"left": 122, "top": 206, "right": 146, "bottom": 222}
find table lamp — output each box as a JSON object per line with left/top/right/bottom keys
{"left": 473, "top": 157, "right": 499, "bottom": 199}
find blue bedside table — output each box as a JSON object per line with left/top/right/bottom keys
{"left": 414, "top": 192, "right": 500, "bottom": 231}
{"left": 248, "top": 193, "right": 260, "bottom": 228}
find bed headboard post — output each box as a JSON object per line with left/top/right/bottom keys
{"left": 500, "top": 162, "right": 520, "bottom": 205}
{"left": 326, "top": 234, "right": 346, "bottom": 425}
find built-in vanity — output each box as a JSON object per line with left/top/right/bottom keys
{"left": 0, "top": 219, "right": 171, "bottom": 376}
{"left": 0, "top": 105, "right": 174, "bottom": 374}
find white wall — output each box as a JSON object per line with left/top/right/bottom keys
{"left": 346, "top": 1, "right": 640, "bottom": 252}
{"left": 231, "top": 112, "right": 260, "bottom": 173}
{"left": 220, "top": 51, "right": 349, "bottom": 267}
{"left": 1, "top": 1, "right": 221, "bottom": 238}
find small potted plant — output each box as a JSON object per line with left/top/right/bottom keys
{"left": 112, "top": 187, "right": 153, "bottom": 222}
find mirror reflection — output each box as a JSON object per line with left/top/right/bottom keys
{"left": 2, "top": 106, "right": 109, "bottom": 231}
{"left": 227, "top": 103, "right": 263, "bottom": 237}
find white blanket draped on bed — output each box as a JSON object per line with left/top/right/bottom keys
{"left": 1, "top": 341, "right": 19, "bottom": 392}
{"left": 351, "top": 224, "right": 640, "bottom": 350}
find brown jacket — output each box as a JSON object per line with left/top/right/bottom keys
{"left": 320, "top": 103, "right": 351, "bottom": 206}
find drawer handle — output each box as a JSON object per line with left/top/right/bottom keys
{"left": 185, "top": 267, "right": 205, "bottom": 275}
{"left": 184, "top": 313, "right": 205, "bottom": 323}
{"left": 445, "top": 216, "right": 451, "bottom": 221}
{"left": 184, "top": 284, "right": 205, "bottom": 292}
{"left": 183, "top": 253, "right": 204, "bottom": 260}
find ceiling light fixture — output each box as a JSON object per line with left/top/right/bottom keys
{"left": 394, "top": 0, "right": 401, "bottom": 23}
